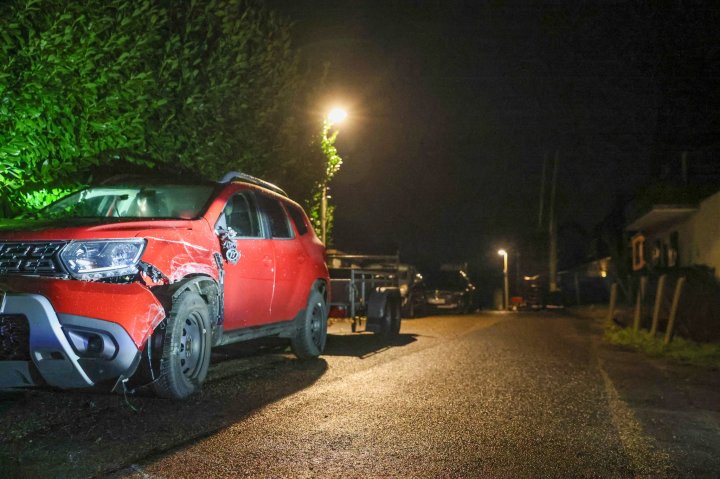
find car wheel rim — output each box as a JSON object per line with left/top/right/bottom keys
{"left": 178, "top": 312, "right": 203, "bottom": 378}
{"left": 309, "top": 302, "right": 323, "bottom": 347}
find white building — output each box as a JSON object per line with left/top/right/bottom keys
{"left": 627, "top": 189, "right": 720, "bottom": 278}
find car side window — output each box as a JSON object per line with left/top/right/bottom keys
{"left": 257, "top": 194, "right": 292, "bottom": 239}
{"left": 286, "top": 203, "right": 309, "bottom": 236}
{"left": 219, "top": 193, "right": 262, "bottom": 238}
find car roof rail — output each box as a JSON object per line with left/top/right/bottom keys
{"left": 219, "top": 171, "right": 288, "bottom": 197}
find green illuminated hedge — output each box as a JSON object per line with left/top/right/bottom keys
{"left": 0, "top": 0, "right": 323, "bottom": 216}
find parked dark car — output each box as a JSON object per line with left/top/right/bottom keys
{"left": 424, "top": 269, "right": 476, "bottom": 314}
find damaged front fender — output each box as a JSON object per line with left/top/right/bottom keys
{"left": 1, "top": 276, "right": 166, "bottom": 348}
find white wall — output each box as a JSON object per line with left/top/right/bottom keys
{"left": 678, "top": 190, "right": 720, "bottom": 277}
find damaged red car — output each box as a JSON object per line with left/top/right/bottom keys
{"left": 0, "top": 172, "right": 329, "bottom": 399}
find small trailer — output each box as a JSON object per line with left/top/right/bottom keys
{"left": 326, "top": 253, "right": 403, "bottom": 338}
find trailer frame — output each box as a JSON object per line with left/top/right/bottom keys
{"left": 327, "top": 253, "right": 403, "bottom": 337}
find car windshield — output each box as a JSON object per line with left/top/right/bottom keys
{"left": 424, "top": 271, "right": 468, "bottom": 290}
{"left": 36, "top": 185, "right": 215, "bottom": 220}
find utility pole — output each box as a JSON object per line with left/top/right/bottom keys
{"left": 498, "top": 249, "right": 509, "bottom": 310}
{"left": 538, "top": 152, "right": 547, "bottom": 230}
{"left": 515, "top": 250, "right": 521, "bottom": 297}
{"left": 503, "top": 254, "right": 509, "bottom": 310}
{"left": 548, "top": 150, "right": 559, "bottom": 293}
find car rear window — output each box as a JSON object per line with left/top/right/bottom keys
{"left": 286, "top": 203, "right": 309, "bottom": 236}
{"left": 424, "top": 271, "right": 468, "bottom": 290}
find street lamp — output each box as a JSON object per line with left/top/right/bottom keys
{"left": 327, "top": 107, "right": 348, "bottom": 125}
{"left": 498, "top": 249, "right": 509, "bottom": 310}
{"left": 320, "top": 107, "right": 347, "bottom": 245}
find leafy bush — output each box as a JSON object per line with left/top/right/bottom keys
{"left": 0, "top": 0, "right": 323, "bottom": 216}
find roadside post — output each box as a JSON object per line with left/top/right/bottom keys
{"left": 650, "top": 274, "right": 667, "bottom": 336}
{"left": 606, "top": 283, "right": 618, "bottom": 327}
{"left": 632, "top": 276, "right": 647, "bottom": 331}
{"left": 664, "top": 276, "right": 686, "bottom": 345}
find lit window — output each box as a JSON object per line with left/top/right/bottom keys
{"left": 631, "top": 234, "right": 646, "bottom": 271}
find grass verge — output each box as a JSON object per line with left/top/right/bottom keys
{"left": 604, "top": 326, "right": 720, "bottom": 368}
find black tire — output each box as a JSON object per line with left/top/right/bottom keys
{"left": 378, "top": 297, "right": 401, "bottom": 339}
{"left": 456, "top": 299, "right": 467, "bottom": 315}
{"left": 291, "top": 289, "right": 328, "bottom": 359}
{"left": 153, "top": 291, "right": 212, "bottom": 400}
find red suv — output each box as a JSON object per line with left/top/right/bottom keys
{"left": 0, "top": 172, "right": 329, "bottom": 399}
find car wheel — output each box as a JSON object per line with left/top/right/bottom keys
{"left": 456, "top": 299, "right": 468, "bottom": 314}
{"left": 291, "top": 289, "right": 328, "bottom": 359}
{"left": 153, "top": 291, "right": 212, "bottom": 400}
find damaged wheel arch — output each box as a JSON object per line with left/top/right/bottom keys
{"left": 132, "top": 274, "right": 221, "bottom": 391}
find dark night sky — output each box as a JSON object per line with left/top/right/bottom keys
{"left": 267, "top": 1, "right": 720, "bottom": 285}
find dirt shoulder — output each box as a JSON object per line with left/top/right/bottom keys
{"left": 567, "top": 306, "right": 720, "bottom": 476}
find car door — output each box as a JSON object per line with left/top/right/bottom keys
{"left": 255, "top": 194, "right": 307, "bottom": 323}
{"left": 215, "top": 191, "right": 274, "bottom": 329}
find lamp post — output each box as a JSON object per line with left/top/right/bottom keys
{"left": 498, "top": 249, "right": 509, "bottom": 310}
{"left": 319, "top": 107, "right": 347, "bottom": 245}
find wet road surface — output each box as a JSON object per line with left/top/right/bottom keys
{"left": 2, "top": 312, "right": 718, "bottom": 478}
{"left": 110, "top": 312, "right": 718, "bottom": 478}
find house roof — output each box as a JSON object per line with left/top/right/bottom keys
{"left": 625, "top": 204, "right": 697, "bottom": 232}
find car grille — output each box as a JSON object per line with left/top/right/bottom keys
{"left": 0, "top": 314, "right": 30, "bottom": 361}
{"left": 0, "top": 241, "right": 67, "bottom": 277}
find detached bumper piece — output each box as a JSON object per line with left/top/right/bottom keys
{"left": 0, "top": 293, "right": 139, "bottom": 390}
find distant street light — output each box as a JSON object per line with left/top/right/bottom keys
{"left": 320, "top": 107, "right": 347, "bottom": 245}
{"left": 498, "top": 249, "right": 509, "bottom": 310}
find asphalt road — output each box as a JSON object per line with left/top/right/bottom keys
{"left": 2, "top": 311, "right": 718, "bottom": 478}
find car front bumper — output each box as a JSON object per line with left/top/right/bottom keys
{"left": 426, "top": 296, "right": 460, "bottom": 309}
{"left": 0, "top": 292, "right": 141, "bottom": 390}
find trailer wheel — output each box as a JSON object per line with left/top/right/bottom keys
{"left": 378, "top": 297, "right": 401, "bottom": 339}
{"left": 291, "top": 289, "right": 328, "bottom": 359}
{"left": 404, "top": 296, "right": 415, "bottom": 318}
{"left": 153, "top": 291, "right": 212, "bottom": 400}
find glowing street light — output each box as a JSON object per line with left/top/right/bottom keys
{"left": 498, "top": 249, "right": 509, "bottom": 310}
{"left": 327, "top": 107, "right": 348, "bottom": 125}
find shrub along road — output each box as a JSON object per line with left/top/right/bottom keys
{"left": 1, "top": 312, "right": 718, "bottom": 478}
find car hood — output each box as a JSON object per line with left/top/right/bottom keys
{"left": 0, "top": 217, "right": 197, "bottom": 241}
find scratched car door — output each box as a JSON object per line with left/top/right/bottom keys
{"left": 215, "top": 192, "right": 274, "bottom": 329}
{"left": 255, "top": 194, "right": 306, "bottom": 323}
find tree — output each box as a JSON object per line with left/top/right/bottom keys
{"left": 145, "top": 0, "right": 324, "bottom": 196}
{"left": 0, "top": 0, "right": 165, "bottom": 215}
{"left": 308, "top": 116, "right": 344, "bottom": 244}
{"left": 0, "top": 0, "right": 324, "bottom": 216}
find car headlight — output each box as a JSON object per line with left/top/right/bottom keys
{"left": 60, "top": 239, "right": 146, "bottom": 280}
